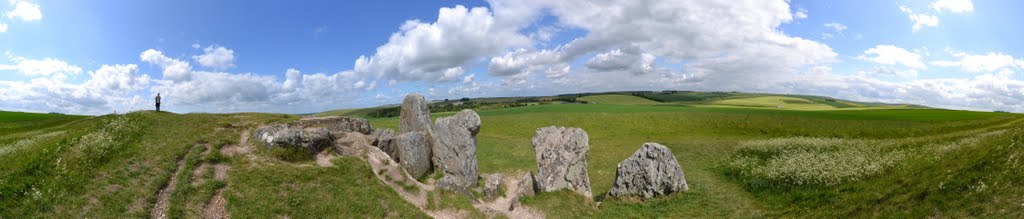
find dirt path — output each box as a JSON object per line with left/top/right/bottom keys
{"left": 364, "top": 145, "right": 543, "bottom": 218}
{"left": 151, "top": 155, "right": 189, "bottom": 219}
{"left": 316, "top": 151, "right": 336, "bottom": 167}
{"left": 472, "top": 172, "right": 544, "bottom": 218}
{"left": 366, "top": 146, "right": 474, "bottom": 218}
{"left": 203, "top": 164, "right": 230, "bottom": 219}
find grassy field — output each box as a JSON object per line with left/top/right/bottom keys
{"left": 368, "top": 102, "right": 1023, "bottom": 217}
{"left": 2, "top": 92, "right": 1023, "bottom": 217}
{"left": 577, "top": 94, "right": 661, "bottom": 105}
{"left": 712, "top": 96, "right": 839, "bottom": 110}
{"left": 709, "top": 95, "right": 920, "bottom": 111}
{"left": 0, "top": 111, "right": 425, "bottom": 218}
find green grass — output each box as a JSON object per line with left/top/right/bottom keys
{"left": 4, "top": 91, "right": 1024, "bottom": 218}
{"left": 228, "top": 157, "right": 426, "bottom": 218}
{"left": 577, "top": 94, "right": 662, "bottom": 105}
{"left": 0, "top": 111, "right": 86, "bottom": 122}
{"left": 366, "top": 101, "right": 1022, "bottom": 217}
{"left": 0, "top": 111, "right": 423, "bottom": 218}
{"left": 641, "top": 91, "right": 745, "bottom": 102}
{"left": 712, "top": 96, "right": 836, "bottom": 110}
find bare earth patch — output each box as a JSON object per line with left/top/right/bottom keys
{"left": 472, "top": 172, "right": 544, "bottom": 219}
{"left": 203, "top": 163, "right": 231, "bottom": 218}
{"left": 364, "top": 145, "right": 544, "bottom": 218}
{"left": 191, "top": 163, "right": 210, "bottom": 186}
{"left": 213, "top": 164, "right": 229, "bottom": 180}
{"left": 223, "top": 130, "right": 260, "bottom": 164}
{"left": 203, "top": 190, "right": 229, "bottom": 219}
{"left": 316, "top": 151, "right": 336, "bottom": 167}
{"left": 151, "top": 157, "right": 187, "bottom": 219}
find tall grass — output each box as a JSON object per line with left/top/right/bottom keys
{"left": 726, "top": 129, "right": 1015, "bottom": 188}
{"left": 0, "top": 113, "right": 143, "bottom": 216}
{"left": 727, "top": 137, "right": 908, "bottom": 186}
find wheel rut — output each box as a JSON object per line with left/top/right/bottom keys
{"left": 151, "top": 144, "right": 199, "bottom": 219}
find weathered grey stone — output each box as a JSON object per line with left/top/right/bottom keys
{"left": 399, "top": 94, "right": 432, "bottom": 135}
{"left": 373, "top": 128, "right": 400, "bottom": 162}
{"left": 296, "top": 116, "right": 373, "bottom": 135}
{"left": 532, "top": 126, "right": 592, "bottom": 197}
{"left": 397, "top": 131, "right": 432, "bottom": 179}
{"left": 371, "top": 128, "right": 383, "bottom": 145}
{"left": 252, "top": 115, "right": 374, "bottom": 157}
{"left": 431, "top": 109, "right": 481, "bottom": 189}
{"left": 509, "top": 172, "right": 537, "bottom": 211}
{"left": 484, "top": 174, "right": 503, "bottom": 198}
{"left": 332, "top": 132, "right": 375, "bottom": 157}
{"left": 609, "top": 143, "right": 688, "bottom": 199}
{"left": 254, "top": 125, "right": 333, "bottom": 155}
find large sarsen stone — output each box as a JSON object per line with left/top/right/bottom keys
{"left": 431, "top": 109, "right": 481, "bottom": 189}
{"left": 397, "top": 131, "right": 432, "bottom": 179}
{"left": 608, "top": 142, "right": 688, "bottom": 199}
{"left": 531, "top": 126, "right": 592, "bottom": 197}
{"left": 254, "top": 124, "right": 332, "bottom": 155}
{"left": 399, "top": 94, "right": 433, "bottom": 135}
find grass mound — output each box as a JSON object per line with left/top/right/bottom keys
{"left": 712, "top": 96, "right": 837, "bottom": 110}
{"left": 577, "top": 94, "right": 661, "bottom": 105}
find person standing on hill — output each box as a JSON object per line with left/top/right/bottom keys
{"left": 155, "top": 93, "right": 162, "bottom": 112}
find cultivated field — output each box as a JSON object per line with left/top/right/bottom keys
{"left": 2, "top": 92, "right": 1022, "bottom": 218}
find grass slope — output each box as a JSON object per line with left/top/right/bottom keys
{"left": 712, "top": 96, "right": 838, "bottom": 110}
{"left": 367, "top": 102, "right": 1021, "bottom": 217}
{"left": 3, "top": 93, "right": 1022, "bottom": 217}
{"left": 577, "top": 94, "right": 661, "bottom": 105}
{"left": 0, "top": 111, "right": 423, "bottom": 218}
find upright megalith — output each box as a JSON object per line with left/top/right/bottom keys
{"left": 432, "top": 109, "right": 481, "bottom": 189}
{"left": 397, "top": 93, "right": 435, "bottom": 180}
{"left": 397, "top": 131, "right": 432, "bottom": 179}
{"left": 532, "top": 126, "right": 593, "bottom": 197}
{"left": 609, "top": 143, "right": 688, "bottom": 199}
{"left": 400, "top": 94, "right": 433, "bottom": 134}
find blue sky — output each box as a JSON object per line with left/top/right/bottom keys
{"left": 2, "top": 0, "right": 1023, "bottom": 115}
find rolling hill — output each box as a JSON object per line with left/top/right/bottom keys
{"left": 1, "top": 91, "right": 1020, "bottom": 218}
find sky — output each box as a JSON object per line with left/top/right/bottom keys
{"left": 2, "top": 0, "right": 1024, "bottom": 115}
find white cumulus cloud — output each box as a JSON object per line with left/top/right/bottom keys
{"left": 485, "top": 0, "right": 836, "bottom": 91}
{"left": 0, "top": 54, "right": 82, "bottom": 78}
{"left": 899, "top": 6, "right": 939, "bottom": 32}
{"left": 354, "top": 5, "right": 531, "bottom": 82}
{"left": 192, "top": 45, "right": 236, "bottom": 69}
{"left": 83, "top": 64, "right": 150, "bottom": 95}
{"left": 859, "top": 45, "right": 926, "bottom": 69}
{"left": 140, "top": 49, "right": 192, "bottom": 82}
{"left": 932, "top": 0, "right": 973, "bottom": 13}
{"left": 930, "top": 52, "right": 1024, "bottom": 73}
{"left": 6, "top": 0, "right": 41, "bottom": 21}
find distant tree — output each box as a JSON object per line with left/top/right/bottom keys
{"left": 460, "top": 97, "right": 470, "bottom": 102}
{"left": 444, "top": 98, "right": 449, "bottom": 102}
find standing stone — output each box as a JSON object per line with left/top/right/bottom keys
{"left": 373, "top": 128, "right": 400, "bottom": 162}
{"left": 609, "top": 143, "right": 688, "bottom": 199}
{"left": 532, "top": 126, "right": 592, "bottom": 197}
{"left": 397, "top": 131, "right": 432, "bottom": 179}
{"left": 431, "top": 109, "right": 481, "bottom": 189}
{"left": 400, "top": 94, "right": 433, "bottom": 134}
